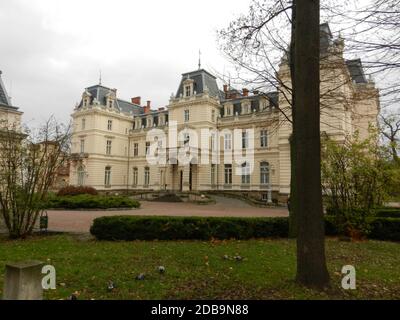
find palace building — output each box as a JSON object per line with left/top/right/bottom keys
{"left": 69, "top": 24, "right": 380, "bottom": 203}
{"left": 0, "top": 70, "right": 23, "bottom": 129}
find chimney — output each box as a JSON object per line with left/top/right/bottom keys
{"left": 243, "top": 88, "right": 249, "bottom": 97}
{"left": 158, "top": 107, "right": 165, "bottom": 111}
{"left": 143, "top": 101, "right": 151, "bottom": 114}
{"left": 223, "top": 84, "right": 228, "bottom": 93}
{"left": 131, "top": 96, "right": 141, "bottom": 105}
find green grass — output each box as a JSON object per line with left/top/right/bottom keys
{"left": 0, "top": 235, "right": 399, "bottom": 300}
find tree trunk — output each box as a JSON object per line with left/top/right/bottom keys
{"left": 288, "top": 1, "right": 297, "bottom": 238}
{"left": 293, "top": 0, "right": 330, "bottom": 289}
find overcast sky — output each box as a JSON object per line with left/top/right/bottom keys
{"left": 0, "top": 0, "right": 251, "bottom": 125}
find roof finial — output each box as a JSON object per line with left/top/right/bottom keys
{"left": 99, "top": 69, "right": 102, "bottom": 85}
{"left": 198, "top": 49, "right": 201, "bottom": 70}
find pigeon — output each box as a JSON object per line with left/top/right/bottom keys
{"left": 68, "top": 294, "right": 78, "bottom": 300}
{"left": 158, "top": 266, "right": 166, "bottom": 274}
{"left": 107, "top": 281, "right": 116, "bottom": 292}
{"left": 234, "top": 255, "right": 243, "bottom": 262}
{"left": 223, "top": 255, "right": 230, "bottom": 260}
{"left": 136, "top": 273, "right": 145, "bottom": 281}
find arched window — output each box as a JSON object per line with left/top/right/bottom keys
{"left": 260, "top": 161, "right": 270, "bottom": 185}
{"left": 104, "top": 166, "right": 111, "bottom": 187}
{"left": 241, "top": 162, "right": 251, "bottom": 184}
{"left": 77, "top": 166, "right": 85, "bottom": 186}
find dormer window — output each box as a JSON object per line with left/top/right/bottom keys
{"left": 183, "top": 78, "right": 195, "bottom": 97}
{"left": 185, "top": 85, "right": 191, "bottom": 97}
{"left": 108, "top": 100, "right": 113, "bottom": 108}
{"left": 83, "top": 99, "right": 88, "bottom": 107}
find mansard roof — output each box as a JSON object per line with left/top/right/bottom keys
{"left": 78, "top": 84, "right": 143, "bottom": 115}
{"left": 345, "top": 59, "right": 368, "bottom": 84}
{"left": 0, "top": 70, "right": 18, "bottom": 110}
{"left": 176, "top": 69, "right": 222, "bottom": 99}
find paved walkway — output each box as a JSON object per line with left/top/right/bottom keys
{"left": 47, "top": 196, "right": 288, "bottom": 233}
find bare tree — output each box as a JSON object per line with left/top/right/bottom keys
{"left": 0, "top": 117, "right": 71, "bottom": 239}
{"left": 380, "top": 111, "right": 400, "bottom": 164}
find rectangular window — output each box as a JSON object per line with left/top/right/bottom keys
{"left": 211, "top": 164, "right": 216, "bottom": 186}
{"left": 145, "top": 142, "right": 150, "bottom": 155}
{"left": 241, "top": 163, "right": 250, "bottom": 184}
{"left": 224, "top": 133, "right": 232, "bottom": 150}
{"left": 224, "top": 164, "right": 232, "bottom": 185}
{"left": 106, "top": 140, "right": 112, "bottom": 155}
{"left": 184, "top": 110, "right": 190, "bottom": 122}
{"left": 226, "top": 107, "right": 231, "bottom": 116}
{"left": 212, "top": 110, "right": 216, "bottom": 122}
{"left": 81, "top": 118, "right": 86, "bottom": 130}
{"left": 260, "top": 130, "right": 268, "bottom": 148}
{"left": 260, "top": 162, "right": 270, "bottom": 185}
{"left": 107, "top": 120, "right": 113, "bottom": 131}
{"left": 185, "top": 85, "right": 191, "bottom": 97}
{"left": 80, "top": 140, "right": 85, "bottom": 153}
{"left": 242, "top": 131, "right": 249, "bottom": 149}
{"left": 144, "top": 167, "right": 150, "bottom": 186}
{"left": 132, "top": 168, "right": 138, "bottom": 186}
{"left": 211, "top": 133, "right": 216, "bottom": 151}
{"left": 104, "top": 167, "right": 111, "bottom": 186}
{"left": 133, "top": 143, "right": 139, "bottom": 157}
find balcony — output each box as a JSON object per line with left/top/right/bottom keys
{"left": 70, "top": 152, "right": 89, "bottom": 161}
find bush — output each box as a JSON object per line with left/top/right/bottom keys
{"left": 57, "top": 186, "right": 98, "bottom": 197}
{"left": 374, "top": 207, "right": 400, "bottom": 218}
{"left": 90, "top": 216, "right": 289, "bottom": 241}
{"left": 369, "top": 218, "right": 400, "bottom": 241}
{"left": 46, "top": 194, "right": 140, "bottom": 210}
{"left": 90, "top": 215, "right": 400, "bottom": 242}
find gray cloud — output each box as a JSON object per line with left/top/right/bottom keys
{"left": 0, "top": 0, "right": 250, "bottom": 125}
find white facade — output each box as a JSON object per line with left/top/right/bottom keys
{"left": 69, "top": 28, "right": 379, "bottom": 202}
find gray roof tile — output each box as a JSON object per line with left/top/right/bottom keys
{"left": 0, "top": 71, "right": 14, "bottom": 108}
{"left": 78, "top": 84, "right": 143, "bottom": 115}
{"left": 346, "top": 59, "right": 368, "bottom": 84}
{"left": 176, "top": 69, "right": 221, "bottom": 99}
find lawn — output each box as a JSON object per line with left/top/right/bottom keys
{"left": 0, "top": 234, "right": 399, "bottom": 300}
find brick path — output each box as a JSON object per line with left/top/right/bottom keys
{"left": 47, "top": 196, "right": 289, "bottom": 233}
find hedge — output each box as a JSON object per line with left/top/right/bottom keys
{"left": 374, "top": 208, "right": 400, "bottom": 218}
{"left": 57, "top": 186, "right": 98, "bottom": 196}
{"left": 90, "top": 215, "right": 400, "bottom": 242}
{"left": 46, "top": 195, "right": 140, "bottom": 210}
{"left": 326, "top": 207, "right": 400, "bottom": 218}
{"left": 90, "top": 216, "right": 289, "bottom": 241}
{"left": 370, "top": 218, "right": 400, "bottom": 241}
